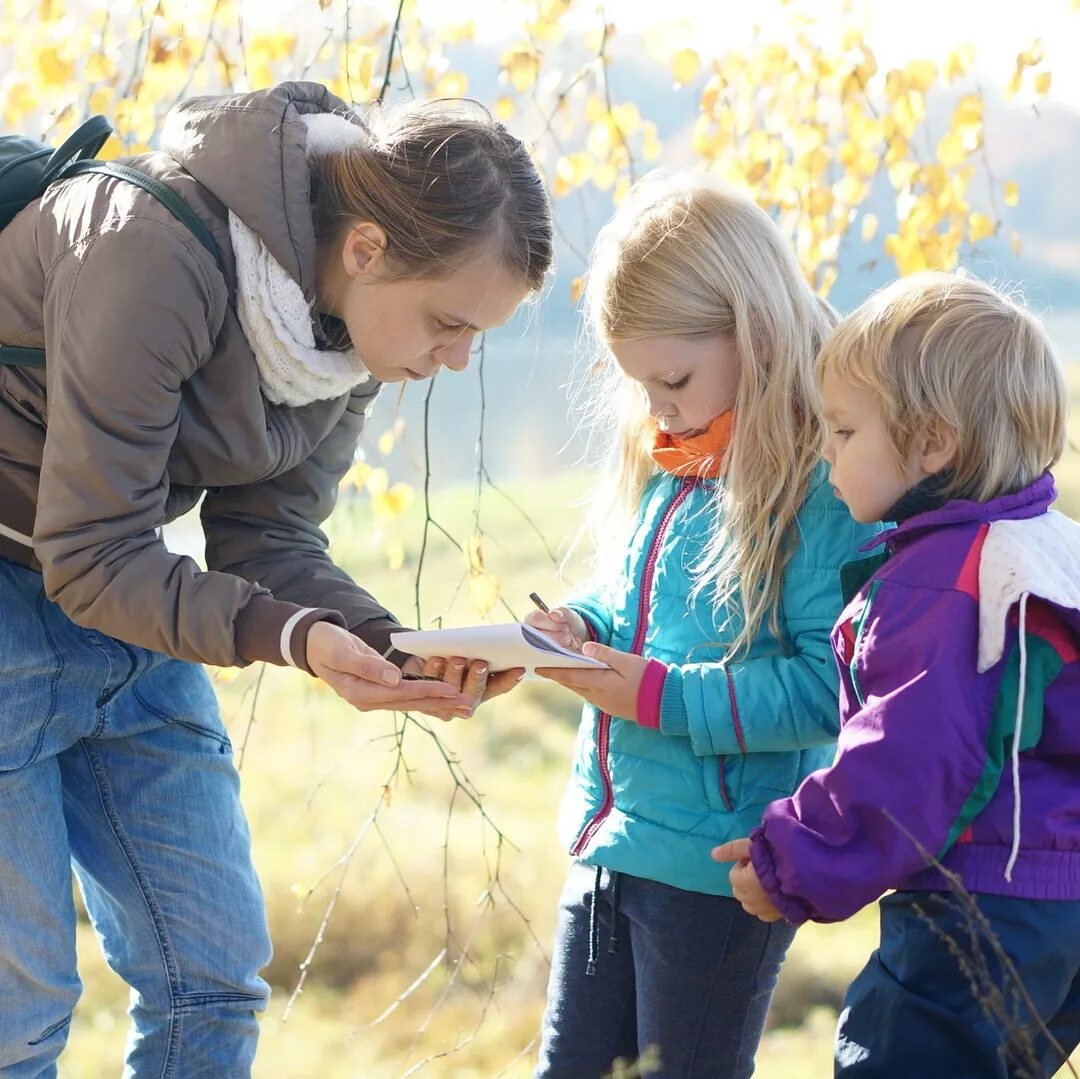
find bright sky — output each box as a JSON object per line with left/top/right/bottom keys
{"left": 412, "top": 0, "right": 1080, "bottom": 107}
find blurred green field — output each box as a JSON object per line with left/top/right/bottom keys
{"left": 60, "top": 368, "right": 1080, "bottom": 1078}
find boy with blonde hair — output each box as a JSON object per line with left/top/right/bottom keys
{"left": 715, "top": 271, "right": 1080, "bottom": 1077}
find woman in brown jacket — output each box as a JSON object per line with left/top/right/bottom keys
{"left": 0, "top": 81, "right": 551, "bottom": 1075}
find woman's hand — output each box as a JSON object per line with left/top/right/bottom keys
{"left": 537, "top": 642, "right": 647, "bottom": 720}
{"left": 402, "top": 653, "right": 525, "bottom": 718}
{"left": 711, "top": 838, "right": 784, "bottom": 922}
{"left": 523, "top": 606, "right": 588, "bottom": 652}
{"left": 306, "top": 622, "right": 481, "bottom": 721}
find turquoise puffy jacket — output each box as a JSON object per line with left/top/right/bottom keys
{"left": 561, "top": 462, "right": 882, "bottom": 896}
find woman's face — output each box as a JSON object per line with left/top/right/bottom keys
{"left": 324, "top": 227, "right": 531, "bottom": 383}
{"left": 611, "top": 335, "right": 740, "bottom": 437}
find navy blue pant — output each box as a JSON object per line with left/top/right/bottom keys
{"left": 836, "top": 890, "right": 1080, "bottom": 1078}
{"left": 536, "top": 861, "right": 797, "bottom": 1079}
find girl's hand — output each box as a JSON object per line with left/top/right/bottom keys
{"left": 537, "top": 642, "right": 646, "bottom": 720}
{"left": 306, "top": 622, "right": 476, "bottom": 721}
{"left": 402, "top": 654, "right": 526, "bottom": 718}
{"left": 523, "top": 606, "right": 588, "bottom": 653}
{"left": 711, "top": 838, "right": 784, "bottom": 923}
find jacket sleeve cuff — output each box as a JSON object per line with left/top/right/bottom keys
{"left": 234, "top": 594, "right": 347, "bottom": 673}
{"left": 749, "top": 825, "right": 815, "bottom": 927}
{"left": 635, "top": 658, "right": 668, "bottom": 728}
{"left": 658, "top": 665, "right": 690, "bottom": 737}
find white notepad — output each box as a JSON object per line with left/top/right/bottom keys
{"left": 390, "top": 623, "right": 609, "bottom": 676}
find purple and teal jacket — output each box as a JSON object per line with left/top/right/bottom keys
{"left": 751, "top": 473, "right": 1080, "bottom": 925}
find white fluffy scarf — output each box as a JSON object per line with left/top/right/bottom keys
{"left": 229, "top": 112, "right": 371, "bottom": 407}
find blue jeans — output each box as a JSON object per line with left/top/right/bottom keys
{"left": 536, "top": 861, "right": 797, "bottom": 1079}
{"left": 0, "top": 558, "right": 271, "bottom": 1078}
{"left": 836, "top": 890, "right": 1080, "bottom": 1078}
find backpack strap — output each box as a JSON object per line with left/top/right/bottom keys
{"left": 63, "top": 160, "right": 224, "bottom": 273}
{"left": 0, "top": 160, "right": 225, "bottom": 370}
{"left": 39, "top": 115, "right": 113, "bottom": 187}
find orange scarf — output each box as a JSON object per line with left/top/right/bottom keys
{"left": 648, "top": 410, "right": 734, "bottom": 478}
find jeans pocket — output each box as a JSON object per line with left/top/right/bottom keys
{"left": 129, "top": 658, "right": 233, "bottom": 755}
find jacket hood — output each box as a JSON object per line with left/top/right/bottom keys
{"left": 160, "top": 81, "right": 362, "bottom": 297}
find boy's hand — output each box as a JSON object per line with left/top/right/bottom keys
{"left": 711, "top": 838, "right": 784, "bottom": 922}
{"left": 537, "top": 642, "right": 646, "bottom": 721}
{"left": 523, "top": 606, "right": 588, "bottom": 652}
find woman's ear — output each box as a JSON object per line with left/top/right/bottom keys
{"left": 916, "top": 417, "right": 959, "bottom": 477}
{"left": 341, "top": 222, "right": 388, "bottom": 277}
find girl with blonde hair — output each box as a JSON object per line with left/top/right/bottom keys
{"left": 526, "top": 171, "right": 879, "bottom": 1078}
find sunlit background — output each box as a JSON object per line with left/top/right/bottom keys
{"left": 2, "top": 1, "right": 1079, "bottom": 1075}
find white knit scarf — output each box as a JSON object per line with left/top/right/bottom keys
{"left": 229, "top": 210, "right": 370, "bottom": 406}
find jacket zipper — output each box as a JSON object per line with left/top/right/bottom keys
{"left": 570, "top": 477, "right": 696, "bottom": 856}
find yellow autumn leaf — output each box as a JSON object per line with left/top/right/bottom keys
{"left": 952, "top": 94, "right": 982, "bottom": 131}
{"left": 943, "top": 43, "right": 975, "bottom": 82}
{"left": 861, "top": 213, "right": 879, "bottom": 242}
{"left": 340, "top": 461, "right": 372, "bottom": 491}
{"left": 1017, "top": 40, "right": 1045, "bottom": 69}
{"left": 434, "top": 70, "right": 468, "bottom": 98}
{"left": 468, "top": 572, "right": 500, "bottom": 619}
{"left": 1003, "top": 180, "right": 1019, "bottom": 207}
{"left": 968, "top": 212, "right": 995, "bottom": 244}
{"left": 672, "top": 47, "right": 701, "bottom": 86}
{"left": 377, "top": 430, "right": 395, "bottom": 455}
{"left": 936, "top": 130, "right": 966, "bottom": 169}
{"left": 903, "top": 59, "right": 937, "bottom": 93}
{"left": 85, "top": 52, "right": 114, "bottom": 82}
{"left": 366, "top": 466, "right": 389, "bottom": 496}
{"left": 1034, "top": 70, "right": 1052, "bottom": 95}
{"left": 35, "top": 45, "right": 74, "bottom": 86}
{"left": 371, "top": 483, "right": 415, "bottom": 521}
{"left": 465, "top": 533, "right": 485, "bottom": 575}
{"left": 807, "top": 187, "right": 834, "bottom": 217}
{"left": 556, "top": 152, "right": 592, "bottom": 189}
{"left": 493, "top": 96, "right": 514, "bottom": 121}
{"left": 611, "top": 102, "right": 641, "bottom": 135}
{"left": 503, "top": 46, "right": 539, "bottom": 92}
{"left": 385, "top": 538, "right": 406, "bottom": 571}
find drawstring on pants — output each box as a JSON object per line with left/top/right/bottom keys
{"left": 585, "top": 867, "right": 623, "bottom": 975}
{"left": 586, "top": 865, "right": 602, "bottom": 976}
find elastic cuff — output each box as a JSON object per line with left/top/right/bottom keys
{"left": 234, "top": 595, "right": 345, "bottom": 671}
{"left": 658, "top": 665, "right": 690, "bottom": 737}
{"left": 285, "top": 608, "right": 348, "bottom": 674}
{"left": 635, "top": 658, "right": 668, "bottom": 728}
{"left": 749, "top": 825, "right": 814, "bottom": 927}
{"left": 348, "top": 617, "right": 410, "bottom": 668}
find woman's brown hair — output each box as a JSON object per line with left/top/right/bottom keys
{"left": 311, "top": 99, "right": 552, "bottom": 290}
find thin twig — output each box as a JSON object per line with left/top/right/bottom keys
{"left": 378, "top": 0, "right": 407, "bottom": 104}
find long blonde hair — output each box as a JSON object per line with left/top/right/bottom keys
{"left": 580, "top": 171, "right": 836, "bottom": 657}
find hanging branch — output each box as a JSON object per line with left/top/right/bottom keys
{"left": 378, "top": 0, "right": 407, "bottom": 104}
